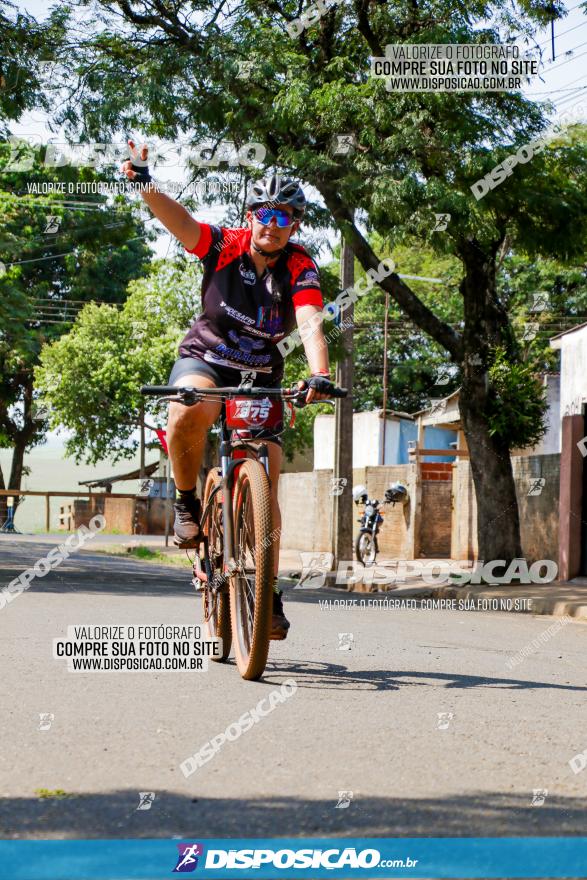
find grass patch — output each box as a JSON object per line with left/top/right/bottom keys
{"left": 131, "top": 546, "right": 159, "bottom": 559}
{"left": 35, "top": 788, "right": 74, "bottom": 799}
{"left": 92, "top": 544, "right": 193, "bottom": 568}
{"left": 127, "top": 546, "right": 192, "bottom": 567}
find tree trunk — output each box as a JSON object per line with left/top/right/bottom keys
{"left": 8, "top": 437, "right": 28, "bottom": 507}
{"left": 6, "top": 375, "right": 37, "bottom": 523}
{"left": 317, "top": 179, "right": 524, "bottom": 563}
{"left": 0, "top": 461, "right": 6, "bottom": 525}
{"left": 459, "top": 376, "right": 523, "bottom": 563}
{"left": 458, "top": 239, "right": 522, "bottom": 564}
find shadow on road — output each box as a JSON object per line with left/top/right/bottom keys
{"left": 0, "top": 789, "right": 585, "bottom": 838}
{"left": 0, "top": 543, "right": 192, "bottom": 597}
{"left": 260, "top": 659, "right": 587, "bottom": 694}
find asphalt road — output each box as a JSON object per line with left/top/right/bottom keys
{"left": 1, "top": 536, "right": 586, "bottom": 839}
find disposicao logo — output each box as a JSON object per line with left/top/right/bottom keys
{"left": 173, "top": 843, "right": 204, "bottom": 873}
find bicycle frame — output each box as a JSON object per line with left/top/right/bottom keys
{"left": 141, "top": 379, "right": 347, "bottom": 584}
{"left": 141, "top": 378, "right": 348, "bottom": 678}
{"left": 204, "top": 407, "right": 270, "bottom": 577}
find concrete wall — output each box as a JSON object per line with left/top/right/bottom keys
{"left": 451, "top": 454, "right": 559, "bottom": 565}
{"left": 314, "top": 412, "right": 389, "bottom": 469}
{"left": 513, "top": 374, "right": 561, "bottom": 456}
{"left": 422, "top": 426, "right": 458, "bottom": 462}
{"left": 278, "top": 465, "right": 412, "bottom": 555}
{"left": 512, "top": 453, "right": 560, "bottom": 567}
{"left": 103, "top": 496, "right": 135, "bottom": 533}
{"left": 558, "top": 417, "right": 583, "bottom": 580}
{"left": 280, "top": 453, "right": 560, "bottom": 563}
{"left": 451, "top": 461, "right": 478, "bottom": 561}
{"left": 361, "top": 465, "right": 413, "bottom": 558}
{"left": 399, "top": 419, "right": 417, "bottom": 464}
{"left": 278, "top": 470, "right": 333, "bottom": 551}
{"left": 541, "top": 374, "right": 561, "bottom": 455}
{"left": 559, "top": 327, "right": 587, "bottom": 417}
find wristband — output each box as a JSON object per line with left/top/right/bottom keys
{"left": 312, "top": 370, "right": 332, "bottom": 378}
{"left": 130, "top": 162, "right": 152, "bottom": 184}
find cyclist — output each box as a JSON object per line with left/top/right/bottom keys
{"left": 122, "top": 141, "right": 336, "bottom": 639}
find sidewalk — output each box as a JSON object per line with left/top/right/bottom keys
{"left": 278, "top": 550, "right": 587, "bottom": 623}
{"left": 3, "top": 535, "right": 586, "bottom": 622}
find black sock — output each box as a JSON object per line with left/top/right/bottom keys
{"left": 177, "top": 485, "right": 197, "bottom": 500}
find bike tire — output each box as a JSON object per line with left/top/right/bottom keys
{"left": 202, "top": 468, "right": 231, "bottom": 661}
{"left": 229, "top": 459, "right": 274, "bottom": 681}
{"left": 356, "top": 531, "right": 376, "bottom": 567}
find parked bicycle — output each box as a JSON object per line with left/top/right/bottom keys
{"left": 141, "top": 377, "right": 347, "bottom": 681}
{"left": 352, "top": 482, "right": 408, "bottom": 566}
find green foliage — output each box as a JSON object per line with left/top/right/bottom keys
{"left": 487, "top": 347, "right": 547, "bottom": 449}
{"left": 0, "top": 2, "right": 69, "bottom": 134}
{"left": 7, "top": 0, "right": 587, "bottom": 514}
{"left": 498, "top": 250, "right": 587, "bottom": 372}
{"left": 0, "top": 140, "right": 152, "bottom": 492}
{"left": 35, "top": 259, "right": 201, "bottom": 464}
{"left": 347, "top": 236, "right": 463, "bottom": 412}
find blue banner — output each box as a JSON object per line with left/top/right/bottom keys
{"left": 1, "top": 837, "right": 587, "bottom": 879}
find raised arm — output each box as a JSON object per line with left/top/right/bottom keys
{"left": 121, "top": 140, "right": 200, "bottom": 251}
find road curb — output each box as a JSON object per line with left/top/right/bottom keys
{"left": 281, "top": 571, "right": 587, "bottom": 621}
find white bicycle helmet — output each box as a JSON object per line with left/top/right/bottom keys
{"left": 246, "top": 174, "right": 306, "bottom": 217}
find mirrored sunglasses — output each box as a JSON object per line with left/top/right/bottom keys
{"left": 254, "top": 207, "right": 296, "bottom": 227}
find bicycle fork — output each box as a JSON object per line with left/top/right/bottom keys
{"left": 220, "top": 440, "right": 270, "bottom": 576}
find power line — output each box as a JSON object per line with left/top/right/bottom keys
{"left": 3, "top": 234, "right": 147, "bottom": 267}
{"left": 553, "top": 86, "right": 587, "bottom": 109}
{"left": 526, "top": 77, "right": 587, "bottom": 94}
{"left": 536, "top": 17, "right": 587, "bottom": 49}
{"left": 542, "top": 44, "right": 587, "bottom": 74}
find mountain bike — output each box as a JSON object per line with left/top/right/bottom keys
{"left": 141, "top": 376, "right": 347, "bottom": 681}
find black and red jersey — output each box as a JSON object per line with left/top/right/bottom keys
{"left": 179, "top": 224, "right": 323, "bottom": 383}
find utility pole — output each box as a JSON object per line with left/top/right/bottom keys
{"left": 381, "top": 289, "right": 390, "bottom": 465}
{"left": 139, "top": 401, "right": 146, "bottom": 479}
{"left": 332, "top": 236, "right": 354, "bottom": 567}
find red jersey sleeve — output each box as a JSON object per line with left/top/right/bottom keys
{"left": 184, "top": 222, "right": 214, "bottom": 260}
{"left": 290, "top": 255, "right": 323, "bottom": 310}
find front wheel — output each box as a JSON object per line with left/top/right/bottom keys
{"left": 229, "top": 459, "right": 274, "bottom": 681}
{"left": 356, "top": 530, "right": 377, "bottom": 567}
{"left": 201, "top": 468, "right": 231, "bottom": 661}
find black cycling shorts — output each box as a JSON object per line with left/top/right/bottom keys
{"left": 167, "top": 356, "right": 283, "bottom": 447}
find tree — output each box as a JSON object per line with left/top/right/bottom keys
{"left": 0, "top": 141, "right": 152, "bottom": 520}
{"left": 347, "top": 239, "right": 587, "bottom": 417}
{"left": 0, "top": 1, "right": 69, "bottom": 135}
{"left": 35, "top": 258, "right": 200, "bottom": 463}
{"left": 36, "top": 256, "right": 346, "bottom": 475}
{"left": 331, "top": 237, "right": 464, "bottom": 412}
{"left": 46, "top": 0, "right": 587, "bottom": 561}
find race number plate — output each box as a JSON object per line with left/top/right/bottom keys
{"left": 225, "top": 397, "right": 284, "bottom": 430}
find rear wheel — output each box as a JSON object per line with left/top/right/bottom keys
{"left": 356, "top": 530, "right": 377, "bottom": 566}
{"left": 201, "top": 468, "right": 231, "bottom": 661}
{"left": 229, "top": 459, "right": 274, "bottom": 681}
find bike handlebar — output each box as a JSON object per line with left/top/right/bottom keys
{"left": 140, "top": 384, "right": 348, "bottom": 400}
